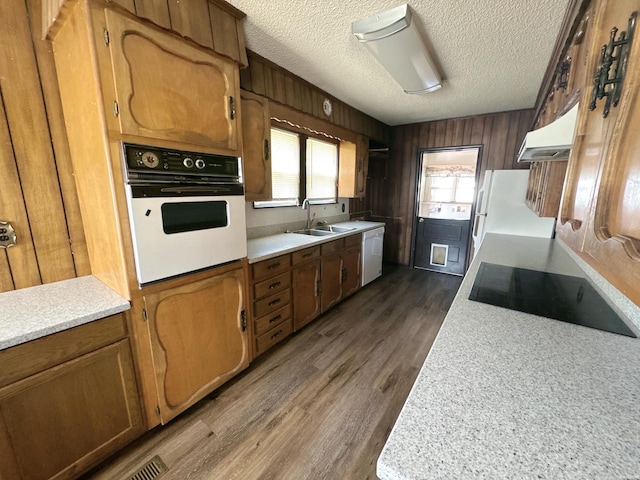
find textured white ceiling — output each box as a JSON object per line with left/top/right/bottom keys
{"left": 226, "top": 0, "right": 570, "bottom": 126}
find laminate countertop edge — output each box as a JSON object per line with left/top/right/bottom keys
{"left": 0, "top": 275, "right": 130, "bottom": 351}
{"left": 377, "top": 233, "right": 640, "bottom": 480}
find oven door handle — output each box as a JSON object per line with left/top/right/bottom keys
{"left": 159, "top": 186, "right": 231, "bottom": 194}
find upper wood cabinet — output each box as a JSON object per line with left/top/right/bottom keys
{"left": 338, "top": 135, "right": 369, "bottom": 198}
{"left": 558, "top": 0, "right": 640, "bottom": 306}
{"left": 103, "top": 9, "right": 241, "bottom": 153}
{"left": 241, "top": 90, "right": 272, "bottom": 201}
{"left": 527, "top": 0, "right": 596, "bottom": 218}
{"left": 142, "top": 264, "right": 250, "bottom": 424}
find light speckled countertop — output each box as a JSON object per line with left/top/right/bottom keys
{"left": 0, "top": 276, "right": 130, "bottom": 351}
{"left": 378, "top": 233, "right": 640, "bottom": 480}
{"left": 246, "top": 220, "right": 384, "bottom": 263}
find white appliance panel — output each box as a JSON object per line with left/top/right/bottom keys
{"left": 362, "top": 227, "right": 385, "bottom": 286}
{"left": 126, "top": 191, "right": 247, "bottom": 284}
{"left": 472, "top": 170, "right": 555, "bottom": 257}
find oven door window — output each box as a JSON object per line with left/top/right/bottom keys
{"left": 161, "top": 201, "right": 228, "bottom": 234}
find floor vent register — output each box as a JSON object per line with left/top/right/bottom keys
{"left": 128, "top": 455, "right": 168, "bottom": 480}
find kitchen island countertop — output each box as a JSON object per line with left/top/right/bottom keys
{"left": 378, "top": 233, "right": 640, "bottom": 480}
{"left": 247, "top": 220, "right": 384, "bottom": 263}
{"left": 0, "top": 276, "right": 130, "bottom": 351}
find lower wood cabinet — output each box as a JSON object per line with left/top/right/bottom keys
{"left": 341, "top": 239, "right": 362, "bottom": 299}
{"left": 141, "top": 264, "right": 250, "bottom": 424}
{"left": 292, "top": 258, "right": 322, "bottom": 331}
{"left": 0, "top": 314, "right": 144, "bottom": 480}
{"left": 250, "top": 254, "right": 293, "bottom": 357}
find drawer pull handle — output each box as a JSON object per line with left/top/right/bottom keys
{"left": 269, "top": 281, "right": 282, "bottom": 289}
{"left": 302, "top": 252, "right": 313, "bottom": 258}
{"left": 269, "top": 314, "right": 282, "bottom": 324}
{"left": 267, "top": 262, "right": 281, "bottom": 270}
{"left": 268, "top": 298, "right": 281, "bottom": 307}
{"left": 271, "top": 329, "right": 283, "bottom": 340}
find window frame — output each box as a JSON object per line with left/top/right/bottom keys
{"left": 253, "top": 126, "right": 339, "bottom": 209}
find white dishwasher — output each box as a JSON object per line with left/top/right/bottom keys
{"left": 361, "top": 226, "right": 384, "bottom": 286}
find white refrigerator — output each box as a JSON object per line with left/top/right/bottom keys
{"left": 472, "top": 170, "right": 556, "bottom": 257}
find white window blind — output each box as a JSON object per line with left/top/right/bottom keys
{"left": 306, "top": 138, "right": 338, "bottom": 202}
{"left": 270, "top": 128, "right": 300, "bottom": 201}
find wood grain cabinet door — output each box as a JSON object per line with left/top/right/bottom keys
{"left": 241, "top": 91, "right": 272, "bottom": 201}
{"left": 103, "top": 9, "right": 240, "bottom": 153}
{"left": 144, "top": 267, "right": 249, "bottom": 423}
{"left": 0, "top": 340, "right": 143, "bottom": 480}
{"left": 321, "top": 253, "right": 343, "bottom": 312}
{"left": 558, "top": 0, "right": 640, "bottom": 306}
{"left": 292, "top": 260, "right": 321, "bottom": 331}
{"left": 580, "top": 0, "right": 640, "bottom": 305}
{"left": 341, "top": 246, "right": 361, "bottom": 300}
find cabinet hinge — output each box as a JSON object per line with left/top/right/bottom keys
{"left": 113, "top": 100, "right": 119, "bottom": 117}
{"left": 229, "top": 96, "right": 236, "bottom": 120}
{"left": 241, "top": 309, "right": 247, "bottom": 331}
{"left": 103, "top": 28, "right": 110, "bottom": 46}
{"left": 142, "top": 309, "right": 147, "bottom": 321}
{"left": 155, "top": 405, "right": 160, "bottom": 416}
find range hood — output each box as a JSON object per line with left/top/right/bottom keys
{"left": 517, "top": 103, "right": 579, "bottom": 162}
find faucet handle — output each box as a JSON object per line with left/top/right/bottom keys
{"left": 316, "top": 220, "right": 327, "bottom": 226}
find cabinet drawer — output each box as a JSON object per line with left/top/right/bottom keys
{"left": 344, "top": 233, "right": 362, "bottom": 248}
{"left": 253, "top": 289, "right": 291, "bottom": 318}
{"left": 251, "top": 255, "right": 291, "bottom": 280}
{"left": 321, "top": 239, "right": 344, "bottom": 255}
{"left": 254, "top": 304, "right": 291, "bottom": 336}
{"left": 292, "top": 246, "right": 320, "bottom": 264}
{"left": 255, "top": 320, "right": 293, "bottom": 356}
{"left": 253, "top": 272, "right": 290, "bottom": 299}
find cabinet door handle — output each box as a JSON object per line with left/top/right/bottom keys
{"left": 264, "top": 139, "right": 270, "bottom": 161}
{"left": 269, "top": 314, "right": 282, "bottom": 324}
{"left": 229, "top": 96, "right": 236, "bottom": 120}
{"left": 302, "top": 252, "right": 313, "bottom": 258}
{"left": 269, "top": 281, "right": 281, "bottom": 289}
{"left": 267, "top": 262, "right": 280, "bottom": 270}
{"left": 341, "top": 268, "right": 347, "bottom": 282}
{"left": 270, "top": 329, "right": 283, "bottom": 340}
{"left": 268, "top": 298, "right": 281, "bottom": 307}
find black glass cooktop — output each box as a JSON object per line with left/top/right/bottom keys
{"left": 469, "top": 262, "right": 636, "bottom": 337}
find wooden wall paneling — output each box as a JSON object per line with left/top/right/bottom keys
{"left": 263, "top": 64, "right": 275, "bottom": 100}
{"left": 0, "top": 0, "right": 76, "bottom": 285}
{"left": 488, "top": 113, "right": 510, "bottom": 170}
{"left": 209, "top": 2, "right": 241, "bottom": 62}
{"left": 402, "top": 124, "right": 420, "bottom": 265}
{"left": 0, "top": 95, "right": 39, "bottom": 292}
{"left": 134, "top": 0, "right": 171, "bottom": 29}
{"left": 167, "top": 0, "right": 214, "bottom": 49}
{"left": 28, "top": 0, "right": 91, "bottom": 278}
{"left": 249, "top": 57, "right": 266, "bottom": 96}
{"left": 469, "top": 116, "right": 486, "bottom": 146}
{"left": 272, "top": 69, "right": 287, "bottom": 105}
{"left": 433, "top": 121, "right": 446, "bottom": 147}
{"left": 502, "top": 111, "right": 521, "bottom": 170}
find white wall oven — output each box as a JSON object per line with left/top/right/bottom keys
{"left": 123, "top": 143, "right": 247, "bottom": 285}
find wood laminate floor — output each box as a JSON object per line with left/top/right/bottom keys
{"left": 84, "top": 266, "right": 462, "bottom": 480}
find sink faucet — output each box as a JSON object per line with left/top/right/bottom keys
{"left": 301, "top": 198, "right": 315, "bottom": 230}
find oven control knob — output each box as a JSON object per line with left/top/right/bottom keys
{"left": 183, "top": 157, "right": 194, "bottom": 168}
{"left": 195, "top": 158, "right": 206, "bottom": 169}
{"left": 141, "top": 151, "right": 160, "bottom": 168}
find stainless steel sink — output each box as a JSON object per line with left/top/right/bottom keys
{"left": 314, "top": 225, "right": 356, "bottom": 233}
{"left": 290, "top": 228, "right": 335, "bottom": 236}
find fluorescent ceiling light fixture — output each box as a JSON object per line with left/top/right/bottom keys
{"left": 352, "top": 4, "right": 442, "bottom": 94}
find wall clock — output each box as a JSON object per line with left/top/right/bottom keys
{"left": 322, "top": 98, "right": 333, "bottom": 117}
